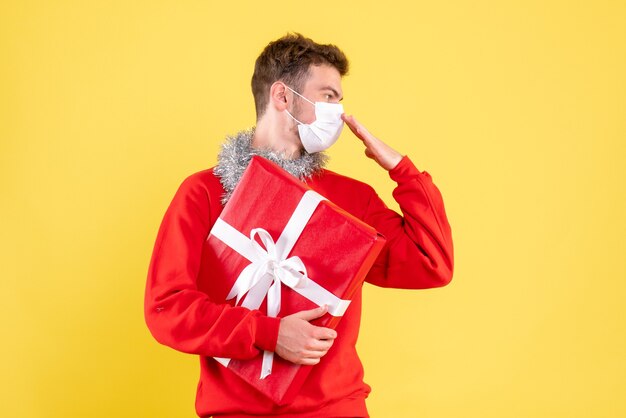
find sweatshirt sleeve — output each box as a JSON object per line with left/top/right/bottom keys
{"left": 364, "top": 156, "right": 454, "bottom": 289}
{"left": 144, "top": 173, "right": 281, "bottom": 359}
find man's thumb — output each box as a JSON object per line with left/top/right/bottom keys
{"left": 294, "top": 305, "right": 328, "bottom": 321}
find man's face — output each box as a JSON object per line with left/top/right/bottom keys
{"left": 290, "top": 64, "right": 344, "bottom": 125}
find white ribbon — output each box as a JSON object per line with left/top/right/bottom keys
{"left": 208, "top": 190, "right": 351, "bottom": 378}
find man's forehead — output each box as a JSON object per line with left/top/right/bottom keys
{"left": 304, "top": 65, "right": 343, "bottom": 96}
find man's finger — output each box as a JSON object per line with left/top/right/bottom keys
{"left": 307, "top": 338, "right": 334, "bottom": 352}
{"left": 312, "top": 326, "right": 337, "bottom": 340}
{"left": 299, "top": 348, "right": 329, "bottom": 358}
{"left": 342, "top": 114, "right": 366, "bottom": 141}
{"left": 297, "top": 357, "right": 322, "bottom": 366}
{"left": 293, "top": 305, "right": 328, "bottom": 321}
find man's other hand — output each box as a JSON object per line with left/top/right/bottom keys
{"left": 275, "top": 305, "right": 337, "bottom": 366}
{"left": 342, "top": 114, "right": 403, "bottom": 171}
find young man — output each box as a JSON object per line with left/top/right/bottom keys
{"left": 145, "top": 33, "right": 454, "bottom": 417}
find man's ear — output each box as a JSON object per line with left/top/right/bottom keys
{"left": 269, "top": 82, "right": 289, "bottom": 111}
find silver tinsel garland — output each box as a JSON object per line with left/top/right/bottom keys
{"left": 214, "top": 127, "right": 329, "bottom": 205}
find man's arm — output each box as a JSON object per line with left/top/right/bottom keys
{"left": 144, "top": 173, "right": 336, "bottom": 364}
{"left": 342, "top": 114, "right": 454, "bottom": 288}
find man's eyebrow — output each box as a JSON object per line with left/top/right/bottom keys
{"left": 323, "top": 86, "right": 343, "bottom": 101}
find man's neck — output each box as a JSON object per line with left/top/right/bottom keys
{"left": 252, "top": 117, "right": 303, "bottom": 160}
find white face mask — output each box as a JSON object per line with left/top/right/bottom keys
{"left": 284, "top": 85, "right": 344, "bottom": 154}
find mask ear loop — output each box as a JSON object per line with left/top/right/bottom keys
{"left": 284, "top": 85, "right": 315, "bottom": 106}
{"left": 285, "top": 109, "right": 305, "bottom": 125}
{"left": 283, "top": 84, "right": 312, "bottom": 125}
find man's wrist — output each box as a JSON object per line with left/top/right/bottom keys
{"left": 388, "top": 155, "right": 421, "bottom": 181}
{"left": 384, "top": 152, "right": 404, "bottom": 171}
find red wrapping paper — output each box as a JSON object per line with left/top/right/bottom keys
{"left": 203, "top": 156, "right": 386, "bottom": 404}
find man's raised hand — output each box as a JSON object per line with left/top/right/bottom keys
{"left": 342, "top": 114, "right": 403, "bottom": 171}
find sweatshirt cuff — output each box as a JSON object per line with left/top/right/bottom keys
{"left": 253, "top": 315, "right": 281, "bottom": 352}
{"left": 388, "top": 155, "right": 421, "bottom": 182}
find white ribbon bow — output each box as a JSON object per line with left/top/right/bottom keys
{"left": 227, "top": 227, "right": 310, "bottom": 319}
{"left": 208, "top": 190, "right": 351, "bottom": 378}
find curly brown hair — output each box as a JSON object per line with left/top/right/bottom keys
{"left": 251, "top": 33, "right": 349, "bottom": 120}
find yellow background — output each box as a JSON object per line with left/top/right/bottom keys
{"left": 2, "top": 1, "right": 624, "bottom": 417}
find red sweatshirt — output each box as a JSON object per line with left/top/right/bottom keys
{"left": 145, "top": 155, "right": 453, "bottom": 417}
